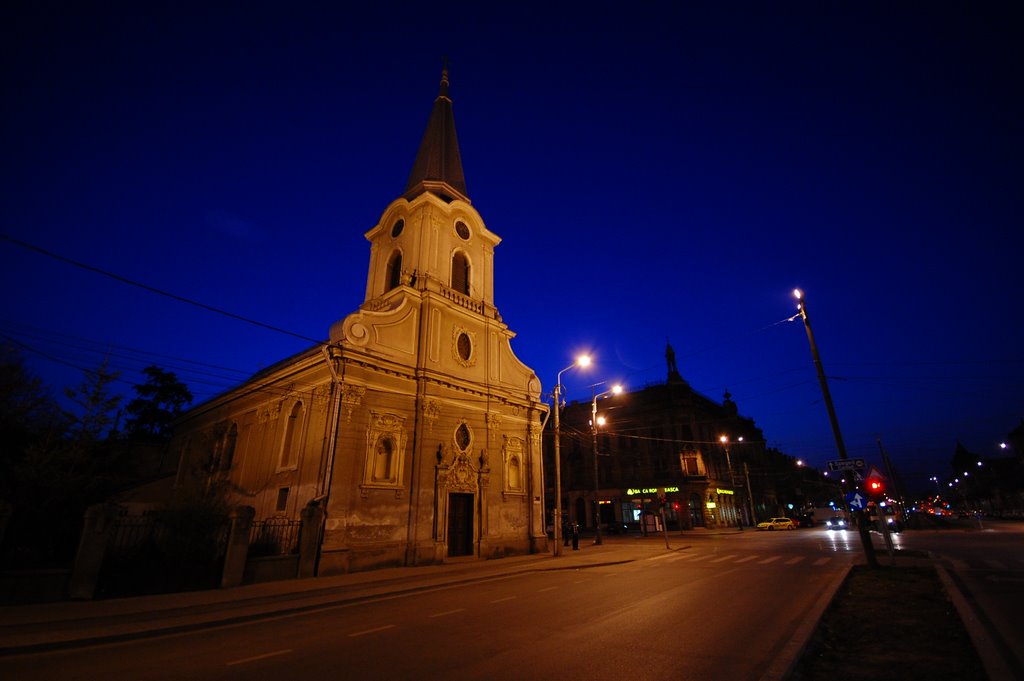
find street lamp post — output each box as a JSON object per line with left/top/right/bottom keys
{"left": 794, "top": 289, "right": 878, "bottom": 568}
{"left": 719, "top": 435, "right": 742, "bottom": 529}
{"left": 591, "top": 383, "right": 622, "bottom": 545}
{"left": 552, "top": 355, "right": 590, "bottom": 557}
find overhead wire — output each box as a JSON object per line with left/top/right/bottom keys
{"left": 1, "top": 233, "right": 325, "bottom": 345}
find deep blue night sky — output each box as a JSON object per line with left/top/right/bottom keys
{"left": 3, "top": 2, "right": 1022, "bottom": 493}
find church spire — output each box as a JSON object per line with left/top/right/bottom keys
{"left": 666, "top": 339, "right": 685, "bottom": 384}
{"left": 404, "top": 66, "right": 469, "bottom": 204}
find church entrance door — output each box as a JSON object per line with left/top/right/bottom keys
{"left": 447, "top": 493, "right": 474, "bottom": 557}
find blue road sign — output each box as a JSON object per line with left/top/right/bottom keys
{"left": 846, "top": 491, "right": 866, "bottom": 510}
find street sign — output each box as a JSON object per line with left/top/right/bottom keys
{"left": 865, "top": 466, "right": 884, "bottom": 481}
{"left": 827, "top": 458, "right": 866, "bottom": 472}
{"left": 846, "top": 491, "right": 866, "bottom": 510}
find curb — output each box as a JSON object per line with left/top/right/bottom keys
{"left": 936, "top": 564, "right": 1019, "bottom": 681}
{"left": 758, "top": 564, "right": 852, "bottom": 681}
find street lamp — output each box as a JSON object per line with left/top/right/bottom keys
{"left": 591, "top": 383, "right": 622, "bottom": 545}
{"left": 720, "top": 435, "right": 752, "bottom": 529}
{"left": 793, "top": 288, "right": 878, "bottom": 568}
{"left": 552, "top": 354, "right": 590, "bottom": 556}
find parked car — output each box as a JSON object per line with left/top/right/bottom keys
{"left": 756, "top": 517, "right": 796, "bottom": 531}
{"left": 825, "top": 516, "right": 848, "bottom": 530}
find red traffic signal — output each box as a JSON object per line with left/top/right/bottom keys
{"left": 866, "top": 479, "right": 885, "bottom": 496}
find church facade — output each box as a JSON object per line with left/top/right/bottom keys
{"left": 170, "top": 70, "right": 549, "bottom": 574}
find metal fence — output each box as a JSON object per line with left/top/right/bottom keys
{"left": 248, "top": 517, "right": 302, "bottom": 557}
{"left": 107, "top": 513, "right": 168, "bottom": 559}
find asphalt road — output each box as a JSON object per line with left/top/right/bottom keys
{"left": 2, "top": 531, "right": 860, "bottom": 681}
{"left": 904, "top": 518, "right": 1024, "bottom": 679}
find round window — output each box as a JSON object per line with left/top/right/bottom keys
{"left": 455, "top": 220, "right": 470, "bottom": 240}
{"left": 456, "top": 332, "right": 472, "bottom": 361}
{"left": 455, "top": 423, "right": 471, "bottom": 450}
{"left": 391, "top": 219, "right": 405, "bottom": 238}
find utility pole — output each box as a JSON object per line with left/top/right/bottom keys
{"left": 794, "top": 290, "right": 877, "bottom": 568}
{"left": 744, "top": 462, "right": 757, "bottom": 526}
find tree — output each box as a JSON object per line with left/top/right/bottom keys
{"left": 2, "top": 358, "right": 125, "bottom": 568}
{"left": 0, "top": 346, "right": 64, "bottom": 480}
{"left": 62, "top": 358, "right": 122, "bottom": 444}
{"left": 124, "top": 365, "right": 193, "bottom": 440}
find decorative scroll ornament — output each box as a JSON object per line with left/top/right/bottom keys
{"left": 258, "top": 403, "right": 281, "bottom": 424}
{"left": 341, "top": 384, "right": 366, "bottom": 422}
{"left": 423, "top": 399, "right": 441, "bottom": 432}
{"left": 446, "top": 450, "right": 478, "bottom": 493}
{"left": 313, "top": 383, "right": 332, "bottom": 411}
{"left": 529, "top": 421, "right": 542, "bottom": 449}
{"left": 486, "top": 412, "right": 502, "bottom": 442}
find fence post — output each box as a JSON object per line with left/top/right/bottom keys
{"left": 220, "top": 505, "right": 255, "bottom": 589}
{"left": 68, "top": 503, "right": 121, "bottom": 600}
{"left": 298, "top": 501, "right": 325, "bottom": 578}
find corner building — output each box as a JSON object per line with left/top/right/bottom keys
{"left": 171, "top": 70, "right": 549, "bottom": 574}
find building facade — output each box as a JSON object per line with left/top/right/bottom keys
{"left": 553, "top": 344, "right": 823, "bottom": 532}
{"left": 170, "top": 70, "right": 549, "bottom": 574}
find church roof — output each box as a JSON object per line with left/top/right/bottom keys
{"left": 404, "top": 68, "right": 470, "bottom": 204}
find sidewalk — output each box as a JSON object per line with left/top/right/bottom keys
{"left": 0, "top": 533, "right": 719, "bottom": 655}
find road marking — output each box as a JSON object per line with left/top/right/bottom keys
{"left": 686, "top": 554, "right": 713, "bottom": 562}
{"left": 758, "top": 556, "right": 781, "bottom": 564}
{"left": 785, "top": 556, "right": 805, "bottom": 565}
{"left": 984, "top": 560, "right": 1007, "bottom": 570}
{"left": 813, "top": 557, "right": 830, "bottom": 566}
{"left": 349, "top": 625, "right": 396, "bottom": 637}
{"left": 490, "top": 596, "right": 516, "bottom": 603}
{"left": 227, "top": 649, "right": 293, "bottom": 666}
{"left": 537, "top": 586, "right": 559, "bottom": 593}
{"left": 647, "top": 552, "right": 678, "bottom": 561}
{"left": 734, "top": 555, "right": 759, "bottom": 563}
{"left": 710, "top": 554, "right": 738, "bottom": 563}
{"left": 429, "top": 608, "right": 467, "bottom": 618}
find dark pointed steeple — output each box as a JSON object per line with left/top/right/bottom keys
{"left": 666, "top": 340, "right": 685, "bottom": 384}
{"left": 404, "top": 67, "right": 469, "bottom": 204}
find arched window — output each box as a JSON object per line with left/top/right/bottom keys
{"left": 508, "top": 456, "right": 522, "bottom": 490}
{"left": 386, "top": 251, "right": 403, "bottom": 291}
{"left": 373, "top": 435, "right": 395, "bottom": 482}
{"left": 451, "top": 252, "right": 470, "bottom": 295}
{"left": 280, "top": 402, "right": 303, "bottom": 468}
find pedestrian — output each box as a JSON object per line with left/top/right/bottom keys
{"left": 571, "top": 521, "right": 580, "bottom": 550}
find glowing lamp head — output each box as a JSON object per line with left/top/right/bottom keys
{"left": 576, "top": 355, "right": 591, "bottom": 368}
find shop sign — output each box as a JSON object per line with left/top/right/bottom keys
{"left": 716, "top": 488, "right": 734, "bottom": 495}
{"left": 626, "top": 486, "right": 680, "bottom": 496}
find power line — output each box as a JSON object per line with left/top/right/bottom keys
{"left": 1, "top": 233, "right": 325, "bottom": 345}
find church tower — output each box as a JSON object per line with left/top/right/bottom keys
{"left": 320, "top": 69, "right": 548, "bottom": 570}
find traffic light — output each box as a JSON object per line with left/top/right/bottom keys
{"left": 866, "top": 478, "right": 885, "bottom": 497}
{"left": 672, "top": 502, "right": 681, "bottom": 511}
